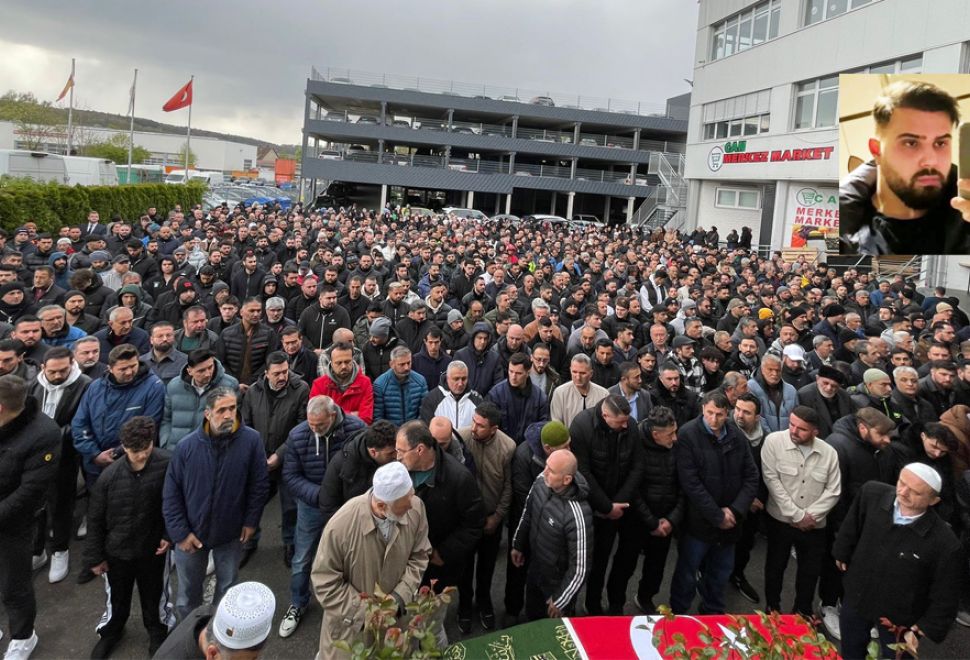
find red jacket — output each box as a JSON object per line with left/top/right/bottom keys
{"left": 310, "top": 370, "right": 374, "bottom": 424}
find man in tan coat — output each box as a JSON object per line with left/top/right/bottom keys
{"left": 311, "top": 461, "right": 431, "bottom": 659}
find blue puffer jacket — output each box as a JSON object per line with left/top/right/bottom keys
{"left": 160, "top": 360, "right": 239, "bottom": 449}
{"left": 746, "top": 373, "right": 799, "bottom": 433}
{"left": 72, "top": 363, "right": 166, "bottom": 475}
{"left": 282, "top": 410, "right": 366, "bottom": 506}
{"left": 373, "top": 369, "right": 428, "bottom": 425}
{"left": 162, "top": 421, "right": 269, "bottom": 547}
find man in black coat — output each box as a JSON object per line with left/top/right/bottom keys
{"left": 297, "top": 285, "right": 351, "bottom": 352}
{"left": 0, "top": 374, "right": 61, "bottom": 657}
{"left": 239, "top": 352, "right": 309, "bottom": 564}
{"left": 649, "top": 363, "right": 701, "bottom": 428}
{"left": 317, "top": 421, "right": 398, "bottom": 526}
{"left": 28, "top": 347, "right": 91, "bottom": 584}
{"left": 817, "top": 407, "right": 897, "bottom": 640}
{"left": 796, "top": 365, "right": 856, "bottom": 438}
{"left": 670, "top": 391, "right": 759, "bottom": 615}
{"left": 633, "top": 406, "right": 684, "bottom": 613}
{"left": 395, "top": 420, "right": 485, "bottom": 593}
{"left": 82, "top": 416, "right": 170, "bottom": 657}
{"left": 214, "top": 298, "right": 281, "bottom": 387}
{"left": 569, "top": 395, "right": 644, "bottom": 615}
{"left": 834, "top": 466, "right": 962, "bottom": 659}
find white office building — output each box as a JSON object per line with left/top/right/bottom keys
{"left": 0, "top": 120, "right": 258, "bottom": 172}
{"left": 684, "top": 0, "right": 970, "bottom": 257}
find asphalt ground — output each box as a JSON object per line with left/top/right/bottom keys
{"left": 8, "top": 496, "right": 970, "bottom": 659}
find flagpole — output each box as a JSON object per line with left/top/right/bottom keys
{"left": 127, "top": 68, "right": 137, "bottom": 183}
{"left": 66, "top": 58, "right": 75, "bottom": 155}
{"left": 184, "top": 75, "right": 194, "bottom": 173}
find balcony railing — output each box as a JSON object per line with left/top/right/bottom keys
{"left": 310, "top": 66, "right": 674, "bottom": 118}
{"left": 311, "top": 148, "right": 659, "bottom": 187}
{"left": 311, "top": 111, "right": 685, "bottom": 153}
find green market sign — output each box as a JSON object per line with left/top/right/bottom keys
{"left": 708, "top": 140, "right": 834, "bottom": 172}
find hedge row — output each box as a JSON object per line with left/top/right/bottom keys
{"left": 0, "top": 180, "right": 205, "bottom": 233}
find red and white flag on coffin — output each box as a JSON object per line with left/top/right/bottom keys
{"left": 162, "top": 79, "right": 193, "bottom": 112}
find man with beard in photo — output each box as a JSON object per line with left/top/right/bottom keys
{"left": 840, "top": 79, "right": 970, "bottom": 255}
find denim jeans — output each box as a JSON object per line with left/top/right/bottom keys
{"left": 670, "top": 533, "right": 735, "bottom": 614}
{"left": 290, "top": 501, "right": 326, "bottom": 609}
{"left": 173, "top": 539, "right": 241, "bottom": 621}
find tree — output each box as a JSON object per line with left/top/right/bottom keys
{"left": 176, "top": 144, "right": 198, "bottom": 168}
{"left": 81, "top": 134, "right": 151, "bottom": 165}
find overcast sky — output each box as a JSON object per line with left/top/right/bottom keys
{"left": 0, "top": 0, "right": 698, "bottom": 145}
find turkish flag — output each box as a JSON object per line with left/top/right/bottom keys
{"left": 162, "top": 80, "right": 193, "bottom": 112}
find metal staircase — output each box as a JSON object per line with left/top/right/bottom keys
{"left": 631, "top": 152, "right": 687, "bottom": 230}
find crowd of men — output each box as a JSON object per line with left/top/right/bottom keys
{"left": 0, "top": 200, "right": 969, "bottom": 660}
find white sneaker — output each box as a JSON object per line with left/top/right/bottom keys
{"left": 870, "top": 626, "right": 878, "bottom": 639}
{"left": 205, "top": 553, "right": 215, "bottom": 577}
{"left": 278, "top": 605, "right": 304, "bottom": 638}
{"left": 30, "top": 551, "right": 47, "bottom": 572}
{"left": 4, "top": 631, "right": 38, "bottom": 660}
{"left": 820, "top": 605, "right": 841, "bottom": 641}
{"left": 76, "top": 516, "right": 87, "bottom": 540}
{"left": 48, "top": 550, "right": 69, "bottom": 584}
{"left": 956, "top": 610, "right": 970, "bottom": 628}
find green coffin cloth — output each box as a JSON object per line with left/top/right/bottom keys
{"left": 444, "top": 618, "right": 578, "bottom": 660}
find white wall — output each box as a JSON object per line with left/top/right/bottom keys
{"left": 696, "top": 180, "right": 763, "bottom": 244}
{"left": 0, "top": 121, "right": 257, "bottom": 172}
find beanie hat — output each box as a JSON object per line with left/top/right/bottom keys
{"left": 937, "top": 302, "right": 953, "bottom": 313}
{"left": 863, "top": 368, "right": 890, "bottom": 385}
{"left": 447, "top": 309, "right": 463, "bottom": 324}
{"left": 369, "top": 317, "right": 392, "bottom": 338}
{"left": 540, "top": 421, "right": 570, "bottom": 447}
{"left": 822, "top": 304, "right": 846, "bottom": 318}
{"left": 758, "top": 308, "right": 774, "bottom": 320}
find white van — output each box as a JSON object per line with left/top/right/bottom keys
{"left": 0, "top": 150, "right": 117, "bottom": 186}
{"left": 63, "top": 155, "right": 118, "bottom": 186}
{"left": 0, "top": 150, "right": 68, "bottom": 183}
{"left": 165, "top": 169, "right": 224, "bottom": 186}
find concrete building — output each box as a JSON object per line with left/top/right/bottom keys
{"left": 300, "top": 68, "right": 688, "bottom": 223}
{"left": 684, "top": 0, "right": 970, "bottom": 255}
{"left": 0, "top": 120, "right": 258, "bottom": 172}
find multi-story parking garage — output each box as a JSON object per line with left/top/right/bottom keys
{"left": 300, "top": 69, "right": 688, "bottom": 224}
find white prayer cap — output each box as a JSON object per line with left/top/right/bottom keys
{"left": 902, "top": 462, "right": 942, "bottom": 494}
{"left": 373, "top": 461, "right": 413, "bottom": 502}
{"left": 212, "top": 581, "right": 276, "bottom": 649}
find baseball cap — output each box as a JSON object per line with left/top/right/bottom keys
{"left": 782, "top": 344, "right": 805, "bottom": 362}
{"left": 211, "top": 581, "right": 276, "bottom": 650}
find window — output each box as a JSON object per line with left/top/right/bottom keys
{"left": 716, "top": 187, "right": 761, "bottom": 210}
{"left": 710, "top": 0, "right": 781, "bottom": 61}
{"left": 794, "top": 54, "right": 922, "bottom": 130}
{"left": 793, "top": 75, "right": 839, "bottom": 129}
{"left": 805, "top": 0, "right": 872, "bottom": 26}
{"left": 243, "top": 159, "right": 253, "bottom": 169}
{"left": 702, "top": 89, "right": 771, "bottom": 141}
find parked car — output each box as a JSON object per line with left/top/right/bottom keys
{"left": 530, "top": 96, "right": 555, "bottom": 107}
{"left": 392, "top": 119, "right": 412, "bottom": 128}
{"left": 490, "top": 214, "right": 521, "bottom": 224}
{"left": 441, "top": 207, "right": 489, "bottom": 221}
{"left": 579, "top": 137, "right": 600, "bottom": 147}
{"left": 498, "top": 95, "right": 521, "bottom": 103}
{"left": 356, "top": 116, "right": 380, "bottom": 125}
{"left": 571, "top": 214, "right": 601, "bottom": 224}
{"left": 522, "top": 214, "right": 569, "bottom": 226}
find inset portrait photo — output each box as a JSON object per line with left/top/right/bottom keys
{"left": 839, "top": 74, "right": 970, "bottom": 255}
